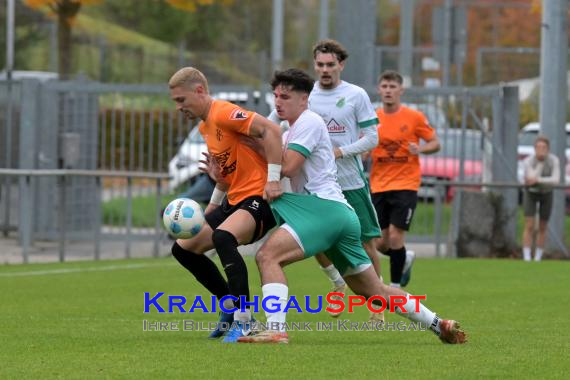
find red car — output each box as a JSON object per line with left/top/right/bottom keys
{"left": 418, "top": 129, "right": 484, "bottom": 201}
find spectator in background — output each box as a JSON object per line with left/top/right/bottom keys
{"left": 521, "top": 135, "right": 561, "bottom": 262}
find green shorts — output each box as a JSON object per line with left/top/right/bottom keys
{"left": 343, "top": 187, "right": 381, "bottom": 241}
{"left": 270, "top": 193, "right": 371, "bottom": 276}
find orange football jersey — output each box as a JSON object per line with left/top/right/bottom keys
{"left": 198, "top": 100, "right": 267, "bottom": 205}
{"left": 369, "top": 106, "right": 435, "bottom": 193}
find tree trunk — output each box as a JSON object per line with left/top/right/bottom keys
{"left": 56, "top": 0, "right": 82, "bottom": 79}
{"left": 57, "top": 13, "right": 72, "bottom": 79}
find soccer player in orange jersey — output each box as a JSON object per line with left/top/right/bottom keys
{"left": 168, "top": 67, "right": 283, "bottom": 343}
{"left": 370, "top": 70, "right": 440, "bottom": 288}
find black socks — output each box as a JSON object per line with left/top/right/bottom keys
{"left": 171, "top": 242, "right": 229, "bottom": 300}
{"left": 212, "top": 229, "right": 250, "bottom": 309}
{"left": 387, "top": 246, "right": 406, "bottom": 285}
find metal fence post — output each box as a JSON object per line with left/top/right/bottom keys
{"left": 21, "top": 175, "right": 32, "bottom": 263}
{"left": 154, "top": 178, "right": 162, "bottom": 258}
{"left": 94, "top": 176, "right": 101, "bottom": 260}
{"left": 59, "top": 174, "right": 66, "bottom": 262}
{"left": 18, "top": 80, "right": 40, "bottom": 255}
{"left": 434, "top": 182, "right": 444, "bottom": 258}
{"left": 492, "top": 86, "right": 519, "bottom": 247}
{"left": 126, "top": 177, "right": 132, "bottom": 259}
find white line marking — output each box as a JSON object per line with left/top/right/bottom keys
{"left": 0, "top": 262, "right": 175, "bottom": 277}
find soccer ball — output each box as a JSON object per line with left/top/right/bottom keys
{"left": 162, "top": 198, "right": 205, "bottom": 239}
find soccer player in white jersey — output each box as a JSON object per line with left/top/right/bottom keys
{"left": 309, "top": 39, "right": 383, "bottom": 321}
{"left": 238, "top": 68, "right": 466, "bottom": 345}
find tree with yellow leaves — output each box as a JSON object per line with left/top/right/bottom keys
{"left": 166, "top": 0, "right": 233, "bottom": 12}
{"left": 23, "top": 0, "right": 232, "bottom": 79}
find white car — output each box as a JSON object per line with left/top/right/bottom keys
{"left": 168, "top": 126, "right": 207, "bottom": 191}
{"left": 517, "top": 122, "right": 570, "bottom": 184}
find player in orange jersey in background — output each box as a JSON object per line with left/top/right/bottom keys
{"left": 370, "top": 70, "right": 440, "bottom": 288}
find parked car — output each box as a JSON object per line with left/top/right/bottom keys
{"left": 168, "top": 126, "right": 208, "bottom": 191}
{"left": 0, "top": 70, "right": 58, "bottom": 81}
{"left": 419, "top": 129, "right": 485, "bottom": 201}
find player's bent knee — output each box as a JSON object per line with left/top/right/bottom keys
{"left": 388, "top": 236, "right": 404, "bottom": 249}
{"left": 171, "top": 241, "right": 200, "bottom": 259}
{"left": 176, "top": 235, "right": 210, "bottom": 254}
{"left": 376, "top": 238, "right": 389, "bottom": 253}
{"left": 211, "top": 229, "right": 238, "bottom": 251}
{"left": 255, "top": 247, "right": 279, "bottom": 269}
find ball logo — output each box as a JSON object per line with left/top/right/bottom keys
{"left": 173, "top": 200, "right": 184, "bottom": 221}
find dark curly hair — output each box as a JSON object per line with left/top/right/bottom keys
{"left": 270, "top": 68, "right": 314, "bottom": 94}
{"left": 312, "top": 39, "right": 349, "bottom": 62}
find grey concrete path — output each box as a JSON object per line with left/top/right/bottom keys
{"left": 1, "top": 233, "right": 438, "bottom": 265}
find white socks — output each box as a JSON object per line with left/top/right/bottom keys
{"left": 395, "top": 294, "right": 437, "bottom": 326}
{"left": 234, "top": 309, "right": 251, "bottom": 322}
{"left": 523, "top": 247, "right": 531, "bottom": 261}
{"left": 523, "top": 247, "right": 544, "bottom": 262}
{"left": 395, "top": 294, "right": 442, "bottom": 335}
{"left": 321, "top": 265, "right": 346, "bottom": 287}
{"left": 262, "top": 283, "right": 288, "bottom": 332}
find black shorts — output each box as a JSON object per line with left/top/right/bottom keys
{"left": 523, "top": 191, "right": 553, "bottom": 221}
{"left": 371, "top": 190, "right": 418, "bottom": 231}
{"left": 205, "top": 195, "right": 276, "bottom": 244}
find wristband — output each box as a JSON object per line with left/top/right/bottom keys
{"left": 209, "top": 187, "right": 226, "bottom": 205}
{"left": 268, "top": 164, "right": 282, "bottom": 182}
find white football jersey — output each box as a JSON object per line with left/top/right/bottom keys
{"left": 282, "top": 110, "right": 347, "bottom": 205}
{"left": 309, "top": 81, "right": 378, "bottom": 190}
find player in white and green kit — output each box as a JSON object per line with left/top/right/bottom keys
{"left": 238, "top": 68, "right": 466, "bottom": 345}
{"left": 309, "top": 39, "right": 383, "bottom": 320}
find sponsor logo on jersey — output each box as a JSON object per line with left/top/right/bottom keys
{"left": 381, "top": 140, "right": 402, "bottom": 157}
{"left": 212, "top": 150, "right": 237, "bottom": 176}
{"left": 326, "top": 118, "right": 347, "bottom": 134}
{"left": 230, "top": 109, "right": 249, "bottom": 120}
{"left": 377, "top": 140, "right": 409, "bottom": 163}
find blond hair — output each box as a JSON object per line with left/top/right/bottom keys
{"left": 168, "top": 67, "right": 209, "bottom": 93}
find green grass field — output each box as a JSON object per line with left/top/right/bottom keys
{"left": 1, "top": 256, "right": 569, "bottom": 379}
